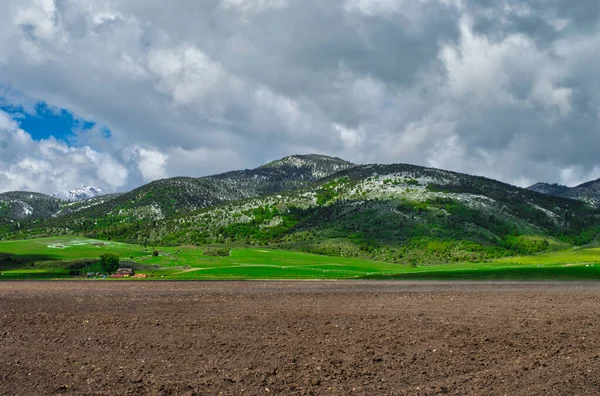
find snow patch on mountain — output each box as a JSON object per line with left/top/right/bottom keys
{"left": 0, "top": 200, "right": 34, "bottom": 219}
{"left": 529, "top": 203, "right": 560, "bottom": 222}
{"left": 52, "top": 186, "right": 105, "bottom": 202}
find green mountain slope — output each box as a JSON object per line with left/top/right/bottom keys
{"left": 0, "top": 192, "right": 62, "bottom": 220}
{"left": 54, "top": 193, "right": 124, "bottom": 217}
{"left": 26, "top": 163, "right": 599, "bottom": 265}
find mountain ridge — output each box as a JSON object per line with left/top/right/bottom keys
{"left": 2, "top": 154, "right": 600, "bottom": 266}
{"left": 526, "top": 182, "right": 571, "bottom": 196}
{"left": 0, "top": 154, "right": 354, "bottom": 222}
{"left": 18, "top": 154, "right": 356, "bottom": 224}
{"left": 527, "top": 178, "right": 600, "bottom": 208}
{"left": 9, "top": 160, "right": 599, "bottom": 265}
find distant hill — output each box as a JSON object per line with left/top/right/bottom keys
{"left": 527, "top": 179, "right": 600, "bottom": 208}
{"left": 563, "top": 179, "right": 600, "bottom": 208}
{"left": 527, "top": 182, "right": 571, "bottom": 196}
{"left": 54, "top": 193, "right": 124, "bottom": 217}
{"left": 0, "top": 191, "right": 121, "bottom": 221}
{"left": 0, "top": 192, "right": 61, "bottom": 220}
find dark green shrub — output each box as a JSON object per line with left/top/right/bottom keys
{"left": 99, "top": 253, "right": 120, "bottom": 274}
{"left": 203, "top": 247, "right": 231, "bottom": 256}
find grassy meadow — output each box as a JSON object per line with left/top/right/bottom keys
{"left": 1, "top": 236, "right": 600, "bottom": 280}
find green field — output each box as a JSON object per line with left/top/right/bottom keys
{"left": 1, "top": 237, "right": 600, "bottom": 280}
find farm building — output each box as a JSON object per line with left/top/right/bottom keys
{"left": 115, "top": 268, "right": 135, "bottom": 276}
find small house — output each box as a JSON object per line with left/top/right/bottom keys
{"left": 115, "top": 268, "right": 135, "bottom": 277}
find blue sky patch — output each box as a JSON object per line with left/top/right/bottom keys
{"left": 0, "top": 100, "right": 97, "bottom": 142}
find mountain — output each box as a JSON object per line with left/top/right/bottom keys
{"left": 0, "top": 190, "right": 121, "bottom": 221}
{"left": 259, "top": 154, "right": 352, "bottom": 176}
{"left": 35, "top": 154, "right": 356, "bottom": 225}
{"left": 52, "top": 186, "right": 105, "bottom": 201}
{"left": 527, "top": 182, "right": 571, "bottom": 196}
{"left": 563, "top": 179, "right": 600, "bottom": 207}
{"left": 28, "top": 162, "right": 599, "bottom": 264}
{"left": 0, "top": 192, "right": 62, "bottom": 220}
{"left": 209, "top": 154, "right": 354, "bottom": 197}
{"left": 527, "top": 179, "right": 600, "bottom": 208}
{"left": 54, "top": 193, "right": 124, "bottom": 217}
{"left": 0, "top": 154, "right": 354, "bottom": 225}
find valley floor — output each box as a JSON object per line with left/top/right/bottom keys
{"left": 1, "top": 281, "right": 600, "bottom": 395}
{"left": 3, "top": 236, "right": 600, "bottom": 280}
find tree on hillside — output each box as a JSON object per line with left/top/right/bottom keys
{"left": 99, "top": 253, "right": 120, "bottom": 274}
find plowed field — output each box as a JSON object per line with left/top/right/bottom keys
{"left": 1, "top": 281, "right": 600, "bottom": 395}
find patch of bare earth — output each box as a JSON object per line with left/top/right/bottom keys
{"left": 1, "top": 281, "right": 600, "bottom": 395}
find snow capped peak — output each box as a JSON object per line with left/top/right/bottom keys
{"left": 52, "top": 186, "right": 105, "bottom": 201}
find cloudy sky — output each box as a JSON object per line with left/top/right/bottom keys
{"left": 0, "top": 0, "right": 599, "bottom": 194}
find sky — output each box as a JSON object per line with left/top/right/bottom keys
{"left": 0, "top": 0, "right": 599, "bottom": 194}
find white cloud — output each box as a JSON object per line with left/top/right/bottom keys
{"left": 0, "top": 110, "right": 129, "bottom": 193}
{"left": 334, "top": 123, "right": 365, "bottom": 150}
{"left": 440, "top": 16, "right": 574, "bottom": 115}
{"left": 0, "top": 110, "right": 17, "bottom": 130}
{"left": 221, "top": 0, "right": 287, "bottom": 13}
{"left": 136, "top": 148, "right": 168, "bottom": 182}
{"left": 147, "top": 46, "right": 227, "bottom": 106}
{"left": 0, "top": 0, "right": 598, "bottom": 193}
{"left": 165, "top": 146, "right": 245, "bottom": 177}
{"left": 344, "top": 0, "right": 433, "bottom": 20}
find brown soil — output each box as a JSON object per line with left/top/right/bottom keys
{"left": 1, "top": 281, "right": 600, "bottom": 395}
